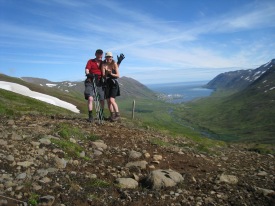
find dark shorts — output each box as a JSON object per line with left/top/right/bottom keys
{"left": 105, "top": 79, "right": 120, "bottom": 98}
{"left": 84, "top": 80, "right": 105, "bottom": 101}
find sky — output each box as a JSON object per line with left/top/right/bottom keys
{"left": 0, "top": 0, "right": 275, "bottom": 85}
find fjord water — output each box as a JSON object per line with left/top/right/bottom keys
{"left": 147, "top": 81, "right": 213, "bottom": 103}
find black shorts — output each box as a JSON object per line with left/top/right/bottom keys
{"left": 105, "top": 79, "right": 120, "bottom": 98}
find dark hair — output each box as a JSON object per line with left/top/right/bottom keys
{"left": 95, "top": 49, "right": 103, "bottom": 54}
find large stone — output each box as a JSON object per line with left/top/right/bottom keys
{"left": 129, "top": 150, "right": 142, "bottom": 159}
{"left": 218, "top": 174, "right": 238, "bottom": 184}
{"left": 79, "top": 151, "right": 85, "bottom": 158}
{"left": 153, "top": 155, "right": 163, "bottom": 161}
{"left": 144, "top": 152, "right": 151, "bottom": 158}
{"left": 6, "top": 155, "right": 15, "bottom": 161}
{"left": 40, "top": 177, "right": 51, "bottom": 184}
{"left": 91, "top": 142, "right": 107, "bottom": 150}
{"left": 54, "top": 157, "right": 67, "bottom": 169}
{"left": 36, "top": 169, "right": 49, "bottom": 177}
{"left": 125, "top": 161, "right": 148, "bottom": 169}
{"left": 39, "top": 138, "right": 51, "bottom": 145}
{"left": 254, "top": 187, "right": 275, "bottom": 196}
{"left": 31, "top": 141, "right": 41, "bottom": 147}
{"left": 257, "top": 171, "right": 268, "bottom": 176}
{"left": 17, "top": 161, "right": 34, "bottom": 168}
{"left": 116, "top": 178, "right": 138, "bottom": 189}
{"left": 93, "top": 150, "right": 103, "bottom": 156}
{"left": 69, "top": 138, "right": 77, "bottom": 144}
{"left": 16, "top": 173, "right": 27, "bottom": 180}
{"left": 7, "top": 119, "right": 15, "bottom": 125}
{"left": 143, "top": 169, "right": 184, "bottom": 189}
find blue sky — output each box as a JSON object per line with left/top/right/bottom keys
{"left": 0, "top": 0, "right": 274, "bottom": 84}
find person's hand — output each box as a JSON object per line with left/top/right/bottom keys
{"left": 106, "top": 69, "right": 111, "bottom": 75}
{"left": 86, "top": 73, "right": 94, "bottom": 79}
{"left": 117, "top": 53, "right": 125, "bottom": 65}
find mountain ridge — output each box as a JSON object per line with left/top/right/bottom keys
{"left": 205, "top": 59, "right": 275, "bottom": 91}
{"left": 20, "top": 76, "right": 157, "bottom": 100}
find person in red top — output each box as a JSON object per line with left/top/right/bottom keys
{"left": 84, "top": 49, "right": 124, "bottom": 122}
{"left": 84, "top": 49, "right": 104, "bottom": 122}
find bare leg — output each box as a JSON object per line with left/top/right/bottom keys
{"left": 107, "top": 99, "right": 114, "bottom": 112}
{"left": 109, "top": 97, "right": 119, "bottom": 112}
{"left": 88, "top": 96, "right": 93, "bottom": 111}
{"left": 88, "top": 96, "right": 93, "bottom": 122}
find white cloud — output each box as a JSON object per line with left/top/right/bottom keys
{"left": 0, "top": 0, "right": 274, "bottom": 84}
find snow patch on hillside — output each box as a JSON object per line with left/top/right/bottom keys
{"left": 0, "top": 81, "right": 79, "bottom": 113}
{"left": 46, "top": 83, "right": 57, "bottom": 87}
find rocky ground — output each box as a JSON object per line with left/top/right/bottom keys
{"left": 0, "top": 114, "right": 274, "bottom": 206}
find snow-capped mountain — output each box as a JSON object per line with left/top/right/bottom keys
{"left": 21, "top": 77, "right": 83, "bottom": 94}
{"left": 205, "top": 59, "right": 275, "bottom": 91}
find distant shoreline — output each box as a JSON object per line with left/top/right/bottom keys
{"left": 146, "top": 80, "right": 213, "bottom": 103}
{"left": 145, "top": 80, "right": 210, "bottom": 87}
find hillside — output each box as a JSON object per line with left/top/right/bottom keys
{"left": 1, "top": 74, "right": 158, "bottom": 118}
{"left": 176, "top": 59, "right": 275, "bottom": 143}
{"left": 0, "top": 114, "right": 274, "bottom": 206}
{"left": 21, "top": 76, "right": 157, "bottom": 100}
{"left": 220, "top": 63, "right": 275, "bottom": 142}
{"left": 205, "top": 59, "right": 275, "bottom": 91}
{"left": 0, "top": 73, "right": 274, "bottom": 205}
{"left": 0, "top": 74, "right": 87, "bottom": 113}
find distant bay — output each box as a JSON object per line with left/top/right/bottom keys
{"left": 146, "top": 81, "right": 213, "bottom": 103}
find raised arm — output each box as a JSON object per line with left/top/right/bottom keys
{"left": 116, "top": 53, "right": 125, "bottom": 67}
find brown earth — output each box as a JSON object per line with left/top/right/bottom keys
{"left": 0, "top": 114, "right": 274, "bottom": 206}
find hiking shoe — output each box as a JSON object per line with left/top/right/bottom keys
{"left": 88, "top": 116, "right": 93, "bottom": 123}
{"left": 110, "top": 115, "right": 121, "bottom": 122}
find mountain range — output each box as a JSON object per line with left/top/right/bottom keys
{"left": 20, "top": 76, "right": 156, "bottom": 100}
{"left": 205, "top": 59, "right": 275, "bottom": 92}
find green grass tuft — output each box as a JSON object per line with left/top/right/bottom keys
{"left": 86, "top": 179, "right": 111, "bottom": 188}
{"left": 28, "top": 193, "right": 39, "bottom": 206}
{"left": 51, "top": 139, "right": 85, "bottom": 159}
{"left": 247, "top": 144, "right": 275, "bottom": 155}
{"left": 56, "top": 123, "right": 86, "bottom": 139}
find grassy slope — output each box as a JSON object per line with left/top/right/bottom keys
{"left": 0, "top": 74, "right": 87, "bottom": 113}
{"left": 0, "top": 89, "right": 77, "bottom": 117}
{"left": 0, "top": 87, "right": 225, "bottom": 153}
{"left": 0, "top": 74, "right": 226, "bottom": 152}
{"left": 175, "top": 88, "right": 275, "bottom": 144}
{"left": 187, "top": 64, "right": 275, "bottom": 144}
{"left": 118, "top": 96, "right": 226, "bottom": 152}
